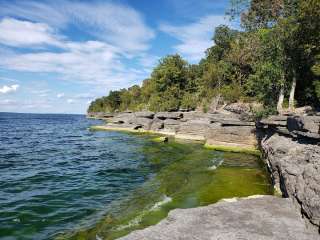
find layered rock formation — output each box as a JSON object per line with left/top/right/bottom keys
{"left": 93, "top": 111, "right": 258, "bottom": 150}
{"left": 258, "top": 115, "right": 320, "bottom": 230}
{"left": 120, "top": 196, "right": 319, "bottom": 240}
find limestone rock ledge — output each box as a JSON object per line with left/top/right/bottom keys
{"left": 258, "top": 115, "right": 320, "bottom": 230}
{"left": 90, "top": 111, "right": 258, "bottom": 152}
{"left": 119, "top": 196, "right": 319, "bottom": 240}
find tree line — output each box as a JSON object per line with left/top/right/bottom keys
{"left": 88, "top": 0, "right": 319, "bottom": 115}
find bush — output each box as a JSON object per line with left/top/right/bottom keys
{"left": 252, "top": 106, "right": 277, "bottom": 120}
{"left": 220, "top": 84, "right": 243, "bottom": 103}
{"left": 180, "top": 93, "right": 198, "bottom": 110}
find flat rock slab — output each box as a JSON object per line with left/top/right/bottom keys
{"left": 119, "top": 196, "right": 319, "bottom": 240}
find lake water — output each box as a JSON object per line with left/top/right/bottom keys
{"left": 0, "top": 113, "right": 272, "bottom": 240}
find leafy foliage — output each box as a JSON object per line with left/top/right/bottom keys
{"left": 88, "top": 0, "right": 319, "bottom": 113}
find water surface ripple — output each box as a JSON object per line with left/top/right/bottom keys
{"left": 0, "top": 113, "right": 153, "bottom": 239}
{"left": 0, "top": 113, "right": 272, "bottom": 240}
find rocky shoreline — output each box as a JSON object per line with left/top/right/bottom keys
{"left": 258, "top": 115, "right": 320, "bottom": 230}
{"left": 88, "top": 110, "right": 320, "bottom": 238}
{"left": 89, "top": 110, "right": 259, "bottom": 154}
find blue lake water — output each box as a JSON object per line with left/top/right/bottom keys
{"left": 0, "top": 113, "right": 272, "bottom": 240}
{"left": 0, "top": 113, "right": 157, "bottom": 239}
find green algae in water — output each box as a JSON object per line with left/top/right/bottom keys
{"left": 57, "top": 136, "right": 272, "bottom": 240}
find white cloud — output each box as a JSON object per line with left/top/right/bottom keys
{"left": 0, "top": 84, "right": 19, "bottom": 94}
{"left": 31, "top": 89, "right": 51, "bottom": 97}
{"left": 0, "top": 1, "right": 154, "bottom": 53}
{"left": 0, "top": 39, "right": 148, "bottom": 87}
{"left": 73, "top": 93, "right": 95, "bottom": 100}
{"left": 57, "top": 93, "right": 64, "bottom": 98}
{"left": 0, "top": 1, "right": 156, "bottom": 113}
{"left": 0, "top": 76, "right": 19, "bottom": 82}
{"left": 138, "top": 54, "right": 160, "bottom": 70}
{"left": 0, "top": 16, "right": 151, "bottom": 87}
{"left": 0, "top": 18, "right": 62, "bottom": 47}
{"left": 67, "top": 99, "right": 75, "bottom": 104}
{"left": 0, "top": 99, "right": 17, "bottom": 106}
{"left": 0, "top": 99, "right": 52, "bottom": 109}
{"left": 160, "top": 15, "right": 229, "bottom": 62}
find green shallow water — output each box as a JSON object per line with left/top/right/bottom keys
{"left": 58, "top": 134, "right": 273, "bottom": 240}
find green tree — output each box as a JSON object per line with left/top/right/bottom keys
{"left": 148, "top": 54, "right": 189, "bottom": 111}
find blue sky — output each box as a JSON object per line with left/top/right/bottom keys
{"left": 0, "top": 0, "right": 235, "bottom": 114}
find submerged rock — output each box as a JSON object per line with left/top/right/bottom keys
{"left": 119, "top": 196, "right": 319, "bottom": 240}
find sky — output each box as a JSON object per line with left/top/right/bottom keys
{"left": 0, "top": 0, "right": 236, "bottom": 114}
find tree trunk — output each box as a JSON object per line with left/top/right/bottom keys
{"left": 277, "top": 84, "right": 285, "bottom": 114}
{"left": 289, "top": 75, "right": 297, "bottom": 111}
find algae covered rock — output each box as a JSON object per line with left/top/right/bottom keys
{"left": 152, "top": 136, "right": 168, "bottom": 143}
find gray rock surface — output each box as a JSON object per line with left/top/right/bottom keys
{"left": 176, "top": 119, "right": 212, "bottom": 138}
{"left": 111, "top": 113, "right": 135, "bottom": 124}
{"left": 97, "top": 111, "right": 258, "bottom": 147}
{"left": 155, "top": 112, "right": 183, "bottom": 120}
{"left": 134, "top": 111, "right": 155, "bottom": 119}
{"left": 287, "top": 116, "right": 320, "bottom": 133}
{"left": 120, "top": 196, "right": 319, "bottom": 240}
{"left": 260, "top": 117, "right": 287, "bottom": 127}
{"left": 261, "top": 133, "right": 320, "bottom": 228}
{"left": 129, "top": 117, "right": 153, "bottom": 130}
{"left": 150, "top": 118, "right": 164, "bottom": 131}
{"left": 206, "top": 125, "right": 257, "bottom": 147}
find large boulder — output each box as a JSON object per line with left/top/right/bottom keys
{"left": 120, "top": 196, "right": 319, "bottom": 240}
